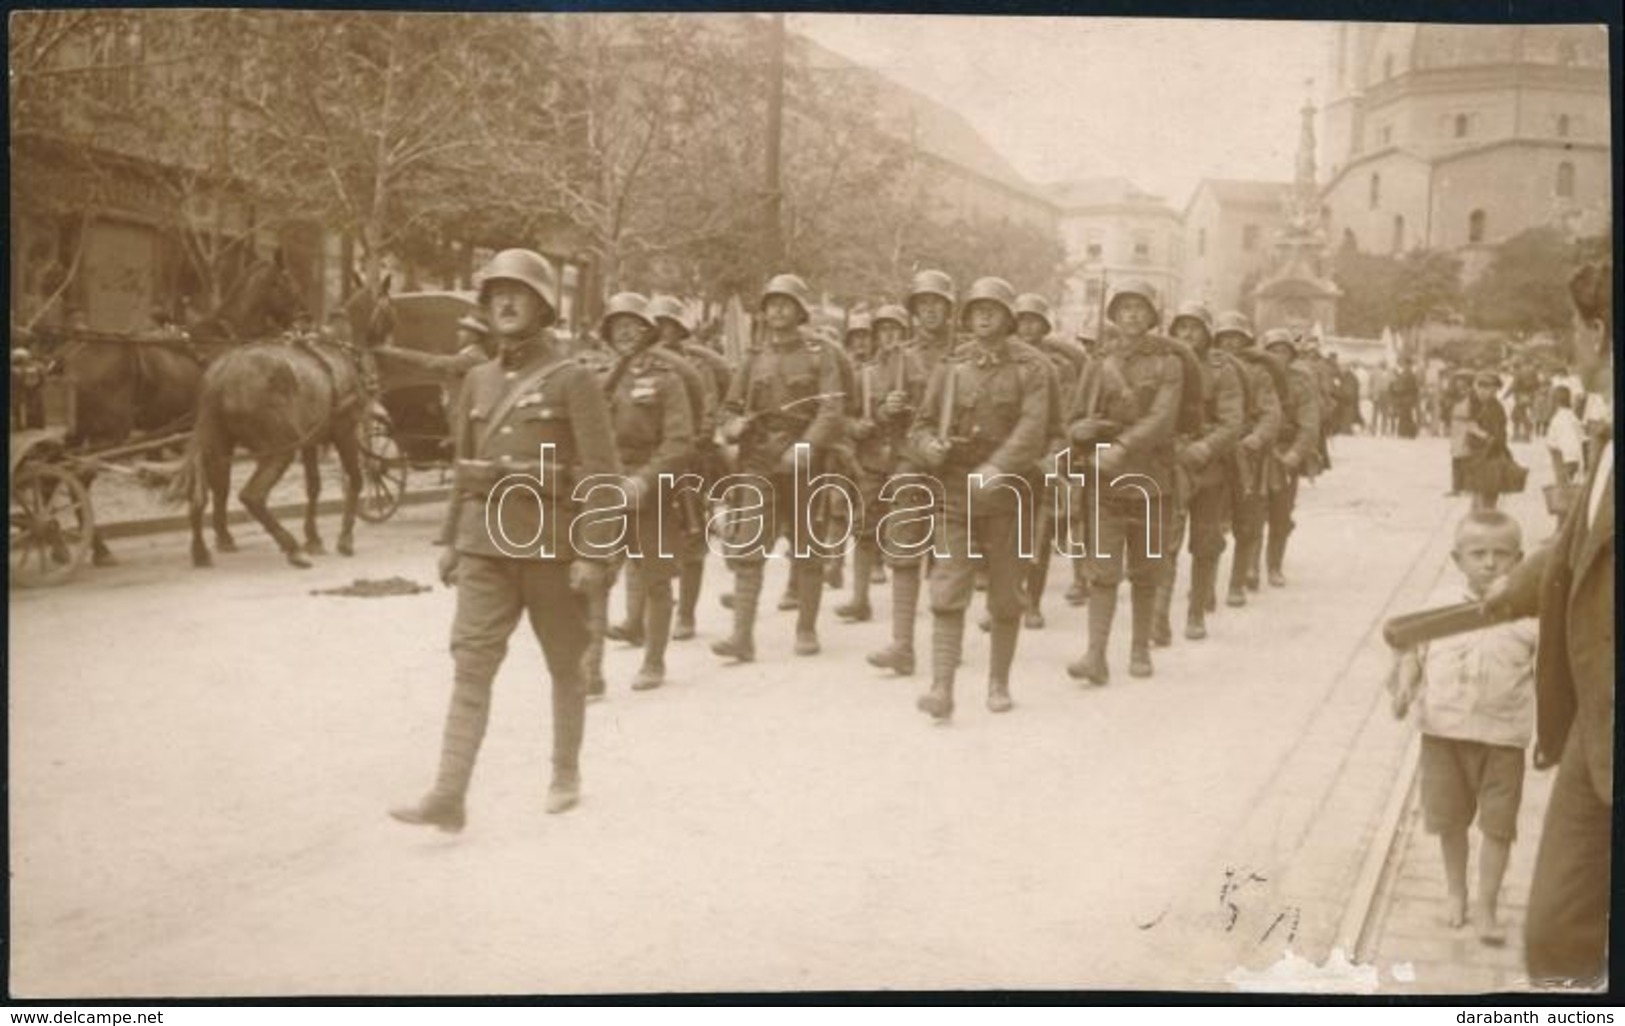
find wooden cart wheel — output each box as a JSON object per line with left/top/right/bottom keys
{"left": 357, "top": 412, "right": 408, "bottom": 523}
{"left": 9, "top": 460, "right": 95, "bottom": 588}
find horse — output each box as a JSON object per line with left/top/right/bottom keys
{"left": 53, "top": 251, "right": 305, "bottom": 565}
{"left": 166, "top": 285, "right": 379, "bottom": 569}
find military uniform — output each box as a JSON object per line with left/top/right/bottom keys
{"left": 909, "top": 277, "right": 1051, "bottom": 720}
{"left": 1066, "top": 281, "right": 1183, "bottom": 684}
{"left": 839, "top": 307, "right": 927, "bottom": 624}
{"left": 391, "top": 249, "right": 622, "bottom": 832}
{"left": 1015, "top": 294, "right": 1086, "bottom": 631}
{"left": 1263, "top": 333, "right": 1324, "bottom": 588}
{"left": 1219, "top": 318, "right": 1284, "bottom": 606}
{"left": 1155, "top": 304, "right": 1243, "bottom": 643}
{"left": 712, "top": 274, "right": 844, "bottom": 662}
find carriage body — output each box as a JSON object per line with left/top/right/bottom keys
{"left": 372, "top": 291, "right": 480, "bottom": 467}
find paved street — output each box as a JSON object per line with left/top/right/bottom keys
{"left": 8, "top": 433, "right": 1554, "bottom": 996}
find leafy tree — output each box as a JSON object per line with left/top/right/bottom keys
{"left": 1330, "top": 239, "right": 1461, "bottom": 338}
{"left": 1466, "top": 226, "right": 1600, "bottom": 337}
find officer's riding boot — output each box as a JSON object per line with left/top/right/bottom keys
{"left": 1151, "top": 562, "right": 1176, "bottom": 648}
{"left": 837, "top": 543, "right": 874, "bottom": 621}
{"left": 1025, "top": 550, "right": 1050, "bottom": 629}
{"left": 390, "top": 674, "right": 489, "bottom": 832}
{"left": 1067, "top": 584, "right": 1115, "bottom": 685}
{"left": 868, "top": 563, "right": 919, "bottom": 674}
{"left": 917, "top": 610, "right": 962, "bottom": 722}
{"left": 634, "top": 580, "right": 674, "bottom": 691}
{"left": 711, "top": 563, "right": 761, "bottom": 662}
{"left": 674, "top": 561, "right": 702, "bottom": 640}
{"left": 1186, "top": 556, "right": 1214, "bottom": 640}
{"left": 794, "top": 556, "right": 823, "bottom": 655}
{"left": 607, "top": 562, "right": 646, "bottom": 646}
{"left": 1129, "top": 580, "right": 1156, "bottom": 678}
{"left": 582, "top": 583, "right": 609, "bottom": 700}
{"left": 1266, "top": 529, "right": 1290, "bottom": 588}
{"left": 987, "top": 616, "right": 1019, "bottom": 713}
{"left": 546, "top": 675, "right": 586, "bottom": 814}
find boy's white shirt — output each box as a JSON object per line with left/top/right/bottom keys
{"left": 1411, "top": 579, "right": 1539, "bottom": 749}
{"left": 1546, "top": 407, "right": 1586, "bottom": 467}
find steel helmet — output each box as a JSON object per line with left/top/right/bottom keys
{"left": 1105, "top": 279, "right": 1161, "bottom": 327}
{"left": 760, "top": 273, "right": 813, "bottom": 323}
{"left": 845, "top": 311, "right": 873, "bottom": 336}
{"left": 1168, "top": 300, "right": 1214, "bottom": 336}
{"left": 1212, "top": 310, "right": 1255, "bottom": 346}
{"left": 477, "top": 249, "right": 559, "bottom": 325}
{"left": 646, "top": 294, "right": 692, "bottom": 335}
{"left": 906, "top": 269, "right": 956, "bottom": 313}
{"left": 872, "top": 304, "right": 910, "bottom": 331}
{"left": 958, "top": 277, "right": 1017, "bottom": 329}
{"left": 1261, "top": 327, "right": 1297, "bottom": 352}
{"left": 599, "top": 292, "right": 653, "bottom": 341}
{"left": 1013, "top": 293, "right": 1054, "bottom": 332}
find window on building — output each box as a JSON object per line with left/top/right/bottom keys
{"left": 1453, "top": 113, "right": 1470, "bottom": 138}
{"left": 1557, "top": 162, "right": 1575, "bottom": 198}
{"left": 1197, "top": 227, "right": 1207, "bottom": 257}
{"left": 1369, "top": 173, "right": 1381, "bottom": 209}
{"left": 1084, "top": 230, "right": 1104, "bottom": 261}
{"left": 1468, "top": 209, "right": 1487, "bottom": 244}
{"left": 1131, "top": 232, "right": 1151, "bottom": 265}
{"left": 1391, "top": 215, "right": 1405, "bottom": 253}
{"left": 1557, "top": 114, "right": 1571, "bottom": 137}
{"left": 1242, "top": 224, "right": 1260, "bottom": 251}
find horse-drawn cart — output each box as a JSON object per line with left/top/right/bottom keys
{"left": 370, "top": 290, "right": 483, "bottom": 472}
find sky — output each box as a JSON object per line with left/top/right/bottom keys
{"left": 792, "top": 14, "right": 1329, "bottom": 209}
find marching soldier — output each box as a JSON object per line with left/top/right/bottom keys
{"left": 1261, "top": 327, "right": 1324, "bottom": 588}
{"left": 909, "top": 276, "right": 1051, "bottom": 721}
{"left": 390, "top": 249, "right": 621, "bottom": 830}
{"left": 649, "top": 295, "right": 733, "bottom": 641}
{"left": 845, "top": 311, "right": 875, "bottom": 366}
{"left": 1157, "top": 302, "right": 1244, "bottom": 642}
{"left": 712, "top": 274, "right": 844, "bottom": 662}
{"left": 1062, "top": 321, "right": 1108, "bottom": 608}
{"left": 868, "top": 269, "right": 959, "bottom": 676}
{"left": 1215, "top": 313, "right": 1283, "bottom": 607}
{"left": 838, "top": 303, "right": 927, "bottom": 624}
{"left": 1014, "top": 292, "right": 1086, "bottom": 629}
{"left": 1065, "top": 280, "right": 1183, "bottom": 684}
{"left": 591, "top": 292, "right": 695, "bottom": 693}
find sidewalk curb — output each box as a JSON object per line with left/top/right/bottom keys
{"left": 1334, "top": 731, "right": 1420, "bottom": 959}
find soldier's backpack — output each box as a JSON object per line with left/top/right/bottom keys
{"left": 1164, "top": 335, "right": 1208, "bottom": 437}
{"left": 1213, "top": 349, "right": 1254, "bottom": 421}
{"left": 641, "top": 344, "right": 709, "bottom": 430}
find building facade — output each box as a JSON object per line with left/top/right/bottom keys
{"left": 1318, "top": 23, "right": 1610, "bottom": 278}
{"left": 1178, "top": 179, "right": 1292, "bottom": 313}
{"left": 1047, "top": 178, "right": 1182, "bottom": 334}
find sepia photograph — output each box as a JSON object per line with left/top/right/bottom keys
{"left": 6, "top": 8, "right": 1616, "bottom": 1001}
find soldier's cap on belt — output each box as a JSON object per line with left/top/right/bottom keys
{"left": 906, "top": 268, "right": 956, "bottom": 312}
{"left": 1212, "top": 310, "right": 1255, "bottom": 344}
{"left": 1013, "top": 292, "right": 1054, "bottom": 330}
{"left": 872, "top": 303, "right": 910, "bottom": 330}
{"left": 477, "top": 248, "right": 560, "bottom": 326}
{"left": 457, "top": 314, "right": 490, "bottom": 335}
{"left": 646, "top": 294, "right": 692, "bottom": 335}
{"left": 958, "top": 276, "right": 1017, "bottom": 329}
{"left": 1261, "top": 327, "right": 1297, "bottom": 351}
{"left": 1168, "top": 300, "right": 1214, "bottom": 335}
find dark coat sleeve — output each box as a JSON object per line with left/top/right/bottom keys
{"left": 1114, "top": 353, "right": 1182, "bottom": 457}
{"left": 565, "top": 364, "right": 626, "bottom": 556}
{"left": 987, "top": 355, "right": 1053, "bottom": 474}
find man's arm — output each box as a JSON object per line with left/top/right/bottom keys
{"left": 1113, "top": 353, "right": 1182, "bottom": 457}
{"left": 986, "top": 356, "right": 1053, "bottom": 474}
{"left": 799, "top": 347, "right": 845, "bottom": 450}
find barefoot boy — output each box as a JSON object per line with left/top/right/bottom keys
{"left": 1389, "top": 510, "right": 1539, "bottom": 944}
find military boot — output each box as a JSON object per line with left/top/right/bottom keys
{"left": 777, "top": 563, "right": 800, "bottom": 611}
{"left": 835, "top": 543, "right": 874, "bottom": 622}
{"left": 868, "top": 564, "right": 920, "bottom": 675}
{"left": 794, "top": 556, "right": 823, "bottom": 655}
{"left": 673, "top": 561, "right": 701, "bottom": 640}
{"left": 606, "top": 561, "right": 646, "bottom": 646}
{"left": 581, "top": 582, "right": 609, "bottom": 700}
{"left": 824, "top": 553, "right": 844, "bottom": 590}
{"left": 1186, "top": 556, "right": 1215, "bottom": 640}
{"left": 712, "top": 563, "right": 762, "bottom": 662}
{"left": 1151, "top": 568, "right": 1176, "bottom": 648}
{"left": 1129, "top": 580, "right": 1156, "bottom": 678}
{"left": 1266, "top": 531, "right": 1290, "bottom": 588}
{"left": 1067, "top": 584, "right": 1116, "bottom": 686}
{"left": 389, "top": 674, "right": 489, "bottom": 832}
{"left": 633, "top": 580, "right": 674, "bottom": 691}
{"left": 1024, "top": 549, "right": 1051, "bottom": 630}
{"left": 986, "top": 615, "right": 1019, "bottom": 713}
{"left": 917, "top": 610, "right": 963, "bottom": 722}
{"left": 546, "top": 675, "right": 586, "bottom": 814}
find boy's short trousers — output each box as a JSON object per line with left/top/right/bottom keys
{"left": 1420, "top": 734, "right": 1526, "bottom": 842}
